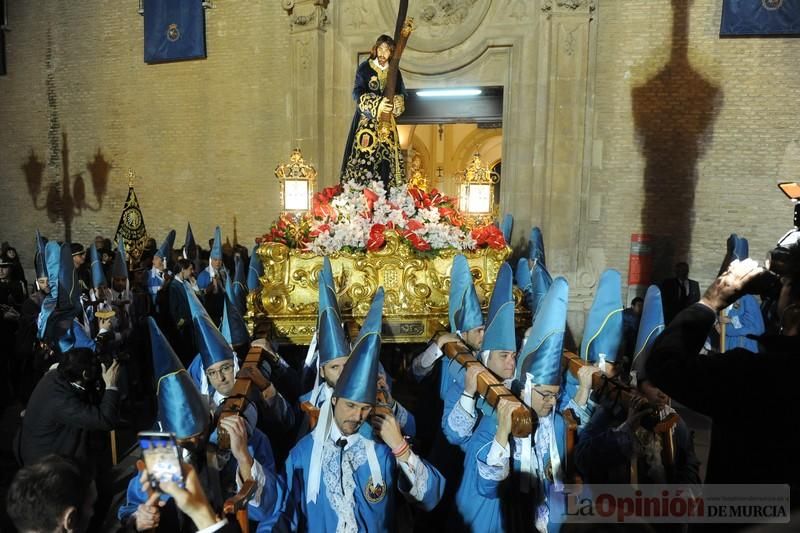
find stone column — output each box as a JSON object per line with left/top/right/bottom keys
{"left": 538, "top": 0, "right": 598, "bottom": 339}
{"left": 283, "top": 0, "right": 329, "bottom": 172}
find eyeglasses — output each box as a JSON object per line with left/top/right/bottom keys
{"left": 533, "top": 388, "right": 561, "bottom": 402}
{"left": 206, "top": 363, "right": 234, "bottom": 380}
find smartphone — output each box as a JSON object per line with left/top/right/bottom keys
{"left": 138, "top": 431, "right": 184, "bottom": 490}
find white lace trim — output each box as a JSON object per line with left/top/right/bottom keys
{"left": 477, "top": 440, "right": 510, "bottom": 481}
{"left": 322, "top": 438, "right": 368, "bottom": 533}
{"left": 448, "top": 402, "right": 476, "bottom": 439}
{"left": 405, "top": 453, "right": 429, "bottom": 502}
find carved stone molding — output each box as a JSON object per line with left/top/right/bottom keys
{"left": 378, "top": 0, "right": 492, "bottom": 53}
{"left": 283, "top": 0, "right": 329, "bottom": 32}
{"left": 542, "top": 0, "right": 595, "bottom": 15}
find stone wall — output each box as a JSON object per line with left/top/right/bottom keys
{"left": 591, "top": 0, "right": 800, "bottom": 292}
{"left": 0, "top": 0, "right": 292, "bottom": 271}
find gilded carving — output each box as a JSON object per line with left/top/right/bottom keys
{"left": 247, "top": 230, "right": 524, "bottom": 344}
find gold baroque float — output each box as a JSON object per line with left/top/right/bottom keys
{"left": 247, "top": 230, "right": 526, "bottom": 344}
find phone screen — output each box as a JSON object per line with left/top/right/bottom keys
{"left": 138, "top": 432, "right": 184, "bottom": 489}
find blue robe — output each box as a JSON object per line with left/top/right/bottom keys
{"left": 147, "top": 267, "right": 165, "bottom": 306}
{"left": 274, "top": 431, "right": 444, "bottom": 532}
{"left": 455, "top": 411, "right": 568, "bottom": 533}
{"left": 118, "top": 428, "right": 283, "bottom": 529}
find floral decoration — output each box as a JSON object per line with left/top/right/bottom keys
{"left": 259, "top": 180, "right": 506, "bottom": 255}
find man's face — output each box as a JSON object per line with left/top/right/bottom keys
{"left": 0, "top": 266, "right": 9, "bottom": 280}
{"left": 94, "top": 237, "right": 104, "bottom": 250}
{"left": 152, "top": 255, "right": 164, "bottom": 270}
{"left": 375, "top": 42, "right": 392, "bottom": 66}
{"left": 463, "top": 325, "right": 485, "bottom": 351}
{"left": 530, "top": 384, "right": 560, "bottom": 417}
{"left": 332, "top": 396, "right": 372, "bottom": 436}
{"left": 210, "top": 258, "right": 223, "bottom": 270}
{"left": 101, "top": 251, "right": 112, "bottom": 263}
{"left": 633, "top": 301, "right": 643, "bottom": 315}
{"left": 181, "top": 266, "right": 193, "bottom": 279}
{"left": 320, "top": 356, "right": 348, "bottom": 388}
{"left": 37, "top": 277, "right": 50, "bottom": 293}
{"left": 73, "top": 253, "right": 86, "bottom": 267}
{"left": 206, "top": 360, "right": 235, "bottom": 396}
{"left": 112, "top": 277, "right": 127, "bottom": 292}
{"left": 487, "top": 350, "right": 516, "bottom": 380}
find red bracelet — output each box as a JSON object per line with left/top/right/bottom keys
{"left": 391, "top": 442, "right": 409, "bottom": 457}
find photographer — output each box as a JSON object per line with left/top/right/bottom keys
{"left": 647, "top": 245, "right": 800, "bottom": 496}
{"left": 19, "top": 346, "right": 121, "bottom": 466}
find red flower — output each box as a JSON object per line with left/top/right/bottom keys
{"left": 363, "top": 188, "right": 379, "bottom": 213}
{"left": 406, "top": 219, "right": 424, "bottom": 232}
{"left": 405, "top": 232, "right": 431, "bottom": 251}
{"left": 367, "top": 223, "right": 387, "bottom": 252}
{"left": 471, "top": 225, "right": 506, "bottom": 249}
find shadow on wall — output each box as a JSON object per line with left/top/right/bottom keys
{"left": 22, "top": 131, "right": 112, "bottom": 242}
{"left": 632, "top": 0, "right": 722, "bottom": 282}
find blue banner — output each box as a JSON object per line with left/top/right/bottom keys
{"left": 721, "top": 0, "right": 800, "bottom": 36}
{"left": 144, "top": 0, "right": 206, "bottom": 63}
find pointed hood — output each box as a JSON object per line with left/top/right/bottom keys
{"left": 631, "top": 285, "right": 665, "bottom": 383}
{"left": 319, "top": 256, "right": 343, "bottom": 321}
{"left": 148, "top": 318, "right": 209, "bottom": 439}
{"left": 448, "top": 255, "right": 483, "bottom": 334}
{"left": 89, "top": 244, "right": 106, "bottom": 289}
{"left": 58, "top": 318, "right": 96, "bottom": 353}
{"left": 34, "top": 230, "right": 48, "bottom": 279}
{"left": 317, "top": 274, "right": 350, "bottom": 366}
{"left": 528, "top": 227, "right": 546, "bottom": 268}
{"left": 530, "top": 261, "right": 554, "bottom": 319}
{"left": 727, "top": 233, "right": 749, "bottom": 261}
{"left": 221, "top": 292, "right": 250, "bottom": 348}
{"left": 210, "top": 226, "right": 223, "bottom": 260}
{"left": 183, "top": 280, "right": 213, "bottom": 323}
{"left": 232, "top": 255, "right": 248, "bottom": 316}
{"left": 194, "top": 314, "right": 235, "bottom": 369}
{"left": 333, "top": 288, "right": 384, "bottom": 404}
{"left": 58, "top": 243, "right": 82, "bottom": 316}
{"left": 156, "top": 229, "right": 176, "bottom": 260}
{"left": 112, "top": 241, "right": 128, "bottom": 279}
{"left": 247, "top": 244, "right": 264, "bottom": 291}
{"left": 515, "top": 258, "right": 532, "bottom": 298}
{"left": 517, "top": 277, "right": 569, "bottom": 386}
{"left": 481, "top": 263, "right": 516, "bottom": 352}
{"left": 580, "top": 269, "right": 623, "bottom": 364}
{"left": 37, "top": 241, "right": 61, "bottom": 340}
{"left": 500, "top": 213, "right": 513, "bottom": 244}
{"left": 183, "top": 223, "right": 197, "bottom": 259}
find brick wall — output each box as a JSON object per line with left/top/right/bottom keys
{"left": 0, "top": 0, "right": 291, "bottom": 276}
{"left": 591, "top": 0, "right": 800, "bottom": 290}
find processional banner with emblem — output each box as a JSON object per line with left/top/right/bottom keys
{"left": 115, "top": 185, "right": 148, "bottom": 262}
{"left": 144, "top": 0, "right": 207, "bottom": 63}
{"left": 721, "top": 0, "right": 800, "bottom": 36}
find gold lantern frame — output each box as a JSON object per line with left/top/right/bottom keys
{"left": 274, "top": 148, "right": 316, "bottom": 213}
{"left": 457, "top": 152, "right": 500, "bottom": 227}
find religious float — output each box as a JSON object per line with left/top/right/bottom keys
{"left": 246, "top": 154, "right": 524, "bottom": 344}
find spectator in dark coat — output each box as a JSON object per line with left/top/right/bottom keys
{"left": 19, "top": 348, "right": 120, "bottom": 465}
{"left": 647, "top": 248, "right": 800, "bottom": 505}
{"left": 660, "top": 261, "right": 701, "bottom": 324}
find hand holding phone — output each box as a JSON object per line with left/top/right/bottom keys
{"left": 138, "top": 431, "right": 185, "bottom": 491}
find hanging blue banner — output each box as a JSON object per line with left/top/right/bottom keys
{"left": 144, "top": 0, "right": 206, "bottom": 63}
{"left": 721, "top": 0, "right": 800, "bottom": 36}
